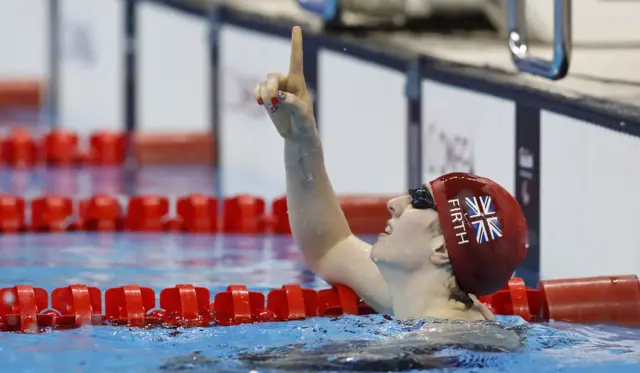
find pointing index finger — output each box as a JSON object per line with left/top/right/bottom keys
{"left": 288, "top": 26, "right": 303, "bottom": 76}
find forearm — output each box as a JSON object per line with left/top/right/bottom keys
{"left": 284, "top": 133, "right": 351, "bottom": 264}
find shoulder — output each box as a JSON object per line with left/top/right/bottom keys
{"left": 314, "top": 235, "right": 393, "bottom": 314}
{"left": 469, "top": 294, "right": 495, "bottom": 321}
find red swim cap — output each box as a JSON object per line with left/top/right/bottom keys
{"left": 430, "top": 172, "right": 528, "bottom": 296}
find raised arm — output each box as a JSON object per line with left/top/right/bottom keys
{"left": 254, "top": 27, "right": 391, "bottom": 312}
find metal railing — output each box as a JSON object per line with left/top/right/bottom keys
{"left": 506, "top": 0, "right": 572, "bottom": 80}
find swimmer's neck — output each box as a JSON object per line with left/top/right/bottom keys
{"left": 379, "top": 266, "right": 486, "bottom": 322}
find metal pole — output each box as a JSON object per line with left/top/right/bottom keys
{"left": 124, "top": 0, "right": 137, "bottom": 134}
{"left": 123, "top": 0, "right": 138, "bottom": 195}
{"left": 47, "top": 0, "right": 61, "bottom": 129}
{"left": 406, "top": 57, "right": 423, "bottom": 189}
{"left": 506, "top": 0, "right": 572, "bottom": 80}
{"left": 209, "top": 3, "right": 223, "bottom": 209}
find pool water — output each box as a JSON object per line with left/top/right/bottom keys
{"left": 0, "top": 233, "right": 639, "bottom": 373}
{"left": 0, "top": 166, "right": 639, "bottom": 372}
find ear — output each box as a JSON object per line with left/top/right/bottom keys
{"left": 430, "top": 244, "right": 450, "bottom": 266}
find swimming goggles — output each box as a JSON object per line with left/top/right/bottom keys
{"left": 409, "top": 185, "right": 438, "bottom": 211}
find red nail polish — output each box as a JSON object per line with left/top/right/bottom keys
{"left": 257, "top": 97, "right": 264, "bottom": 105}
{"left": 271, "top": 97, "right": 279, "bottom": 105}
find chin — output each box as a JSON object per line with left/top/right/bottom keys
{"left": 370, "top": 244, "right": 402, "bottom": 268}
{"left": 372, "top": 242, "right": 427, "bottom": 273}
{"left": 370, "top": 242, "right": 389, "bottom": 265}
{"left": 369, "top": 241, "right": 382, "bottom": 263}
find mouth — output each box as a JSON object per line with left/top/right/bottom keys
{"left": 379, "top": 223, "right": 393, "bottom": 237}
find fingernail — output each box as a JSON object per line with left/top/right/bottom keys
{"left": 257, "top": 97, "right": 264, "bottom": 105}
{"left": 277, "top": 91, "right": 286, "bottom": 101}
{"left": 271, "top": 97, "right": 279, "bottom": 106}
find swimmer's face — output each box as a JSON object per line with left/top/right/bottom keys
{"left": 370, "top": 184, "right": 447, "bottom": 272}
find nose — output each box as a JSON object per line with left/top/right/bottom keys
{"left": 387, "top": 195, "right": 411, "bottom": 218}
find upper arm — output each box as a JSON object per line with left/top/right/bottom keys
{"left": 308, "top": 234, "right": 393, "bottom": 314}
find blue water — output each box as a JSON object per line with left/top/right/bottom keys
{"left": 0, "top": 166, "right": 639, "bottom": 372}
{"left": 0, "top": 233, "right": 638, "bottom": 373}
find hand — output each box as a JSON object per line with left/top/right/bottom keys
{"left": 254, "top": 26, "right": 316, "bottom": 140}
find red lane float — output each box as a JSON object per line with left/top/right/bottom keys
{"left": 223, "top": 195, "right": 266, "bottom": 234}
{"left": 1, "top": 128, "right": 39, "bottom": 167}
{"left": 0, "top": 276, "right": 638, "bottom": 333}
{"left": 338, "top": 195, "right": 393, "bottom": 235}
{"left": 131, "top": 132, "right": 215, "bottom": 166}
{"left": 271, "top": 195, "right": 392, "bottom": 235}
{"left": 1, "top": 129, "right": 223, "bottom": 167}
{"left": 479, "top": 277, "right": 547, "bottom": 322}
{"left": 90, "top": 132, "right": 126, "bottom": 165}
{"left": 539, "top": 275, "right": 640, "bottom": 327}
{"left": 271, "top": 196, "right": 291, "bottom": 234}
{"left": 104, "top": 285, "right": 159, "bottom": 326}
{"left": 0, "top": 194, "right": 272, "bottom": 234}
{"left": 0, "top": 195, "right": 26, "bottom": 233}
{"left": 213, "top": 285, "right": 270, "bottom": 325}
{"left": 50, "top": 285, "right": 103, "bottom": 327}
{"left": 0, "top": 191, "right": 393, "bottom": 235}
{"left": 0, "top": 80, "right": 42, "bottom": 110}
{"left": 44, "top": 130, "right": 79, "bottom": 166}
{"left": 79, "top": 194, "right": 123, "bottom": 231}
{"left": 0, "top": 285, "right": 48, "bottom": 332}
{"left": 160, "top": 285, "right": 212, "bottom": 326}
{"left": 177, "top": 194, "right": 218, "bottom": 233}
{"left": 0, "top": 129, "right": 127, "bottom": 167}
{"left": 126, "top": 196, "right": 170, "bottom": 232}
{"left": 268, "top": 284, "right": 318, "bottom": 320}
{"left": 31, "top": 196, "right": 74, "bottom": 232}
{"left": 318, "top": 285, "right": 359, "bottom": 316}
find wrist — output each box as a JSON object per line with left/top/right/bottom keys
{"left": 287, "top": 125, "right": 320, "bottom": 145}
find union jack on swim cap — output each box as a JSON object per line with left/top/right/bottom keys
{"left": 429, "top": 172, "right": 528, "bottom": 296}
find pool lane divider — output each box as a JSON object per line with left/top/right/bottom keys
{"left": 0, "top": 128, "right": 638, "bottom": 330}
{"left": 1, "top": 128, "right": 127, "bottom": 166}
{"left": 0, "top": 127, "right": 215, "bottom": 167}
{"left": 0, "top": 276, "right": 638, "bottom": 333}
{"left": 0, "top": 193, "right": 393, "bottom": 235}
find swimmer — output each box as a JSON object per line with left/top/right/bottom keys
{"left": 162, "top": 27, "right": 529, "bottom": 372}
{"left": 253, "top": 26, "right": 528, "bottom": 322}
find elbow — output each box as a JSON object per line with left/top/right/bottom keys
{"left": 299, "top": 251, "right": 325, "bottom": 275}
{"left": 298, "top": 251, "right": 335, "bottom": 283}
{"left": 300, "top": 251, "right": 347, "bottom": 287}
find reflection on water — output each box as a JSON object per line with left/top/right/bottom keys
{"left": 162, "top": 343, "right": 502, "bottom": 372}
{"left": 154, "top": 316, "right": 640, "bottom": 373}
{"left": 162, "top": 319, "right": 525, "bottom": 372}
{"left": 0, "top": 165, "right": 216, "bottom": 197}
{"left": 159, "top": 316, "right": 640, "bottom": 373}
